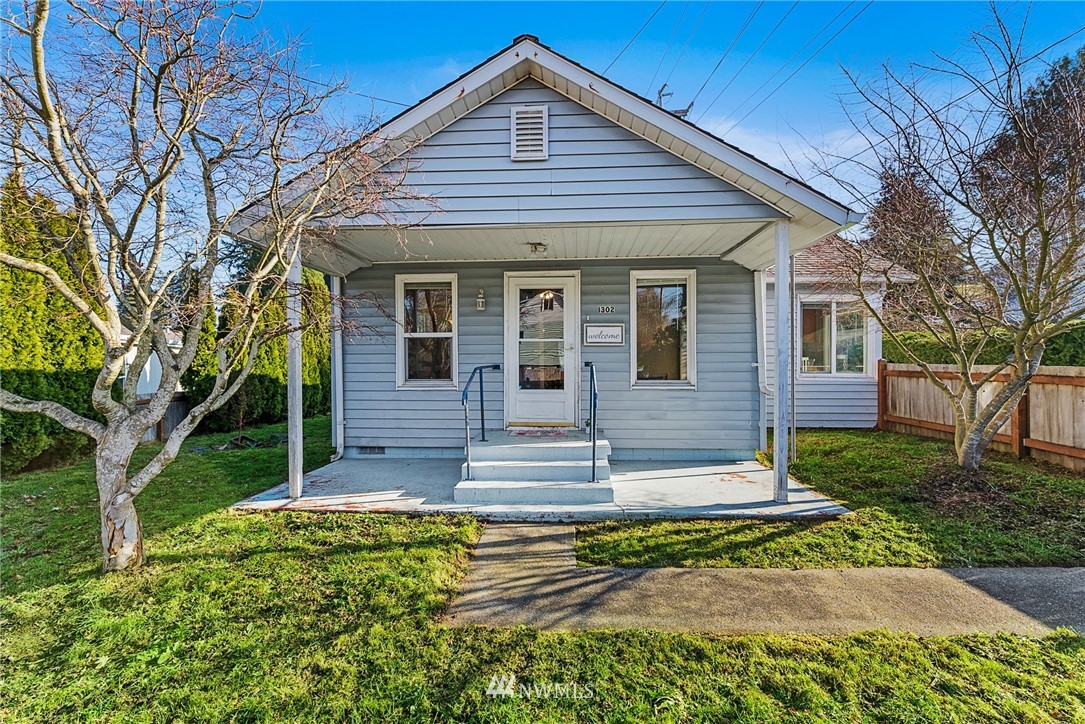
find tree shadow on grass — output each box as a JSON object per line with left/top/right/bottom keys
{"left": 2, "top": 417, "right": 333, "bottom": 596}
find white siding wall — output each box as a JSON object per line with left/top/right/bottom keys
{"left": 343, "top": 259, "right": 759, "bottom": 459}
{"left": 762, "top": 282, "right": 882, "bottom": 428}
{"left": 394, "top": 79, "right": 782, "bottom": 226}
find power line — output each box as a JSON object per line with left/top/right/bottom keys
{"left": 694, "top": 0, "right": 800, "bottom": 123}
{"left": 604, "top": 0, "right": 669, "bottom": 74}
{"left": 689, "top": 1, "right": 764, "bottom": 107}
{"left": 722, "top": 1, "right": 874, "bottom": 135}
{"left": 662, "top": 2, "right": 711, "bottom": 87}
{"left": 355, "top": 92, "right": 411, "bottom": 108}
{"left": 808, "top": 23, "right": 1085, "bottom": 182}
{"left": 646, "top": 0, "right": 691, "bottom": 96}
{"left": 715, "top": 1, "right": 857, "bottom": 130}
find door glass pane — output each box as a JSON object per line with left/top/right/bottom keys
{"left": 635, "top": 281, "right": 688, "bottom": 382}
{"left": 519, "top": 341, "right": 565, "bottom": 390}
{"left": 801, "top": 303, "right": 831, "bottom": 373}
{"left": 519, "top": 288, "right": 564, "bottom": 340}
{"left": 835, "top": 303, "right": 866, "bottom": 373}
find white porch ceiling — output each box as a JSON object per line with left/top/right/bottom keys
{"left": 298, "top": 220, "right": 778, "bottom": 275}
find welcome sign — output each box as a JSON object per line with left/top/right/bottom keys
{"left": 583, "top": 323, "right": 625, "bottom": 346}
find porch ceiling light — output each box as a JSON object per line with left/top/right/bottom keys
{"left": 528, "top": 242, "right": 547, "bottom": 256}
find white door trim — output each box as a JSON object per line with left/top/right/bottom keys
{"left": 503, "top": 270, "right": 581, "bottom": 427}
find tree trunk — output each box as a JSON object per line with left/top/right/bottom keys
{"left": 956, "top": 422, "right": 988, "bottom": 471}
{"left": 100, "top": 497, "right": 145, "bottom": 571}
{"left": 95, "top": 433, "right": 145, "bottom": 572}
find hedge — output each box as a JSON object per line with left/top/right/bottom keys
{"left": 882, "top": 325, "right": 1085, "bottom": 366}
{"left": 182, "top": 269, "right": 332, "bottom": 433}
{"left": 1, "top": 176, "right": 102, "bottom": 472}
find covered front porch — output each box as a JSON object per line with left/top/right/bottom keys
{"left": 233, "top": 455, "right": 847, "bottom": 520}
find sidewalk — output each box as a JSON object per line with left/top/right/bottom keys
{"left": 444, "top": 523, "right": 1085, "bottom": 636}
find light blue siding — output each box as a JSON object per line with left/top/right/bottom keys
{"left": 762, "top": 283, "right": 881, "bottom": 428}
{"left": 342, "top": 259, "right": 759, "bottom": 458}
{"left": 395, "top": 79, "right": 783, "bottom": 226}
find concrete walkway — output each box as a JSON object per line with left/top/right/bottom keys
{"left": 444, "top": 523, "right": 1085, "bottom": 636}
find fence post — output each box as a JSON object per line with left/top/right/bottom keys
{"left": 876, "top": 359, "right": 887, "bottom": 430}
{"left": 1011, "top": 386, "right": 1030, "bottom": 459}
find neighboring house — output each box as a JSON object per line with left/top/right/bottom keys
{"left": 119, "top": 328, "right": 183, "bottom": 398}
{"left": 760, "top": 237, "right": 887, "bottom": 432}
{"left": 119, "top": 328, "right": 185, "bottom": 443}
{"left": 232, "top": 35, "right": 863, "bottom": 502}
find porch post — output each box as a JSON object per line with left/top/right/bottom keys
{"left": 287, "top": 254, "right": 304, "bottom": 499}
{"left": 330, "top": 275, "right": 345, "bottom": 460}
{"left": 773, "top": 220, "right": 791, "bottom": 503}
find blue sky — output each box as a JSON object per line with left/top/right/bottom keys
{"left": 256, "top": 1, "right": 1082, "bottom": 193}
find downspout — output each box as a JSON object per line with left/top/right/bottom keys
{"left": 330, "top": 275, "right": 346, "bottom": 462}
{"left": 753, "top": 270, "right": 771, "bottom": 453}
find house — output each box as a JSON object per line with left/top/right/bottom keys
{"left": 760, "top": 237, "right": 888, "bottom": 439}
{"left": 231, "top": 35, "right": 863, "bottom": 505}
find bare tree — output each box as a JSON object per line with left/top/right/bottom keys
{"left": 0, "top": 0, "right": 421, "bottom": 570}
{"left": 820, "top": 11, "right": 1084, "bottom": 470}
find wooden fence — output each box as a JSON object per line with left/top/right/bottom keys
{"left": 877, "top": 361, "right": 1085, "bottom": 471}
{"left": 137, "top": 393, "right": 190, "bottom": 443}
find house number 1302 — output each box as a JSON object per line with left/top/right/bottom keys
{"left": 597, "top": 305, "right": 615, "bottom": 314}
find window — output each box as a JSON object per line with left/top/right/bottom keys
{"left": 511, "top": 105, "right": 548, "bottom": 160}
{"left": 396, "top": 274, "right": 457, "bottom": 388}
{"left": 800, "top": 300, "right": 867, "bottom": 375}
{"left": 630, "top": 270, "right": 696, "bottom": 387}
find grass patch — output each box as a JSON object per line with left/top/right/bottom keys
{"left": 3, "top": 421, "right": 1084, "bottom": 720}
{"left": 578, "top": 430, "right": 1085, "bottom": 569}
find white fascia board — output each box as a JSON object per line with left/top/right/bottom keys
{"left": 376, "top": 50, "right": 526, "bottom": 143}
{"left": 373, "top": 36, "right": 858, "bottom": 228}
{"left": 519, "top": 40, "right": 858, "bottom": 227}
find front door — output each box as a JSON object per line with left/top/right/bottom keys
{"left": 505, "top": 272, "right": 579, "bottom": 426}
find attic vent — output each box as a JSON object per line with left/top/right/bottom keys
{"left": 510, "top": 105, "right": 548, "bottom": 160}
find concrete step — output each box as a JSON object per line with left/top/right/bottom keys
{"left": 463, "top": 460, "right": 611, "bottom": 482}
{"left": 453, "top": 479, "right": 615, "bottom": 505}
{"left": 470, "top": 435, "right": 611, "bottom": 463}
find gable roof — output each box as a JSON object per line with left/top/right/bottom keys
{"left": 231, "top": 34, "right": 862, "bottom": 273}
{"left": 765, "top": 236, "right": 909, "bottom": 283}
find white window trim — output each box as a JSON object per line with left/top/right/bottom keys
{"left": 629, "top": 269, "right": 697, "bottom": 390}
{"left": 395, "top": 273, "right": 458, "bottom": 390}
{"left": 796, "top": 294, "right": 876, "bottom": 378}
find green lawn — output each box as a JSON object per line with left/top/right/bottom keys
{"left": 577, "top": 429, "right": 1085, "bottom": 570}
{"left": 3, "top": 420, "right": 1084, "bottom": 721}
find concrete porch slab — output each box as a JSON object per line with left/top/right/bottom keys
{"left": 232, "top": 457, "right": 848, "bottom": 519}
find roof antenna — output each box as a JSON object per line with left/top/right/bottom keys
{"left": 656, "top": 83, "right": 693, "bottom": 119}
{"left": 655, "top": 83, "right": 673, "bottom": 107}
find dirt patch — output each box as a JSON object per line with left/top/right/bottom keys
{"left": 917, "top": 463, "right": 1016, "bottom": 514}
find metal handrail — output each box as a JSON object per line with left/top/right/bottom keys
{"left": 462, "top": 363, "right": 500, "bottom": 480}
{"left": 584, "top": 361, "right": 599, "bottom": 483}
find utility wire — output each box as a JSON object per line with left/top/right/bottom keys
{"left": 662, "top": 2, "right": 711, "bottom": 87}
{"left": 689, "top": 1, "right": 764, "bottom": 107}
{"left": 604, "top": 0, "right": 669, "bottom": 74}
{"left": 646, "top": 0, "right": 691, "bottom": 96}
{"left": 807, "top": 22, "right": 1085, "bottom": 182}
{"left": 723, "top": 1, "right": 874, "bottom": 135}
{"left": 356, "top": 92, "right": 412, "bottom": 108}
{"left": 694, "top": 0, "right": 799, "bottom": 123}
{"left": 716, "top": 1, "right": 856, "bottom": 130}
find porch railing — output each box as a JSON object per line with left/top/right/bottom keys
{"left": 584, "top": 361, "right": 599, "bottom": 483}
{"left": 462, "top": 363, "right": 500, "bottom": 480}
